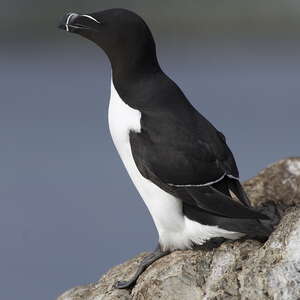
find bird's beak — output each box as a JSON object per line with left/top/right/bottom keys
{"left": 58, "top": 12, "right": 101, "bottom": 33}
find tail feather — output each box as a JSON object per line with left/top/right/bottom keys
{"left": 185, "top": 185, "right": 269, "bottom": 220}
{"left": 183, "top": 202, "right": 273, "bottom": 240}
{"left": 175, "top": 176, "right": 274, "bottom": 241}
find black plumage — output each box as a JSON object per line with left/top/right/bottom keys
{"left": 59, "top": 8, "right": 272, "bottom": 289}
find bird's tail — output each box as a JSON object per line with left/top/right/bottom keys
{"left": 182, "top": 202, "right": 274, "bottom": 241}
{"left": 181, "top": 178, "right": 276, "bottom": 242}
{"left": 243, "top": 219, "right": 273, "bottom": 242}
{"left": 225, "top": 178, "right": 279, "bottom": 240}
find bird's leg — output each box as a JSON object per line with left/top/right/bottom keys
{"left": 114, "top": 244, "right": 170, "bottom": 289}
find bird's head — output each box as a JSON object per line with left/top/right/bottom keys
{"left": 58, "top": 8, "right": 158, "bottom": 74}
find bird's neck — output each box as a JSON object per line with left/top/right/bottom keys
{"left": 110, "top": 49, "right": 161, "bottom": 82}
{"left": 109, "top": 48, "right": 162, "bottom": 110}
{"left": 104, "top": 31, "right": 160, "bottom": 82}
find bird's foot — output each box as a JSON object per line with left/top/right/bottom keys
{"left": 114, "top": 280, "right": 135, "bottom": 289}
{"left": 114, "top": 245, "right": 169, "bottom": 289}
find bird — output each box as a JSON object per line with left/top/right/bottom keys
{"left": 58, "top": 8, "right": 271, "bottom": 289}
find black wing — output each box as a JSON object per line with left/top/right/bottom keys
{"left": 132, "top": 106, "right": 239, "bottom": 186}
{"left": 129, "top": 108, "right": 265, "bottom": 219}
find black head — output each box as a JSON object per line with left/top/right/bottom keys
{"left": 59, "top": 9, "right": 159, "bottom": 76}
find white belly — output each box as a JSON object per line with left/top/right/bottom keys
{"left": 108, "top": 79, "right": 243, "bottom": 250}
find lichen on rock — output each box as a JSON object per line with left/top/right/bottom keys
{"left": 57, "top": 157, "right": 300, "bottom": 300}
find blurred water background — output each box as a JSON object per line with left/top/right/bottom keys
{"left": 1, "top": 1, "right": 300, "bottom": 299}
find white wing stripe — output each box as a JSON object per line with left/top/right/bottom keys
{"left": 167, "top": 173, "right": 239, "bottom": 187}
{"left": 227, "top": 174, "right": 239, "bottom": 180}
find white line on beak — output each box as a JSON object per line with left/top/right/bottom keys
{"left": 81, "top": 14, "right": 101, "bottom": 24}
{"left": 65, "top": 13, "right": 75, "bottom": 32}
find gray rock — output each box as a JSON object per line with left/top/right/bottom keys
{"left": 57, "top": 157, "right": 300, "bottom": 300}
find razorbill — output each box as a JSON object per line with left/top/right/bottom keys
{"left": 58, "top": 8, "right": 271, "bottom": 289}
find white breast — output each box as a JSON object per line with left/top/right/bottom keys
{"left": 108, "top": 79, "right": 243, "bottom": 251}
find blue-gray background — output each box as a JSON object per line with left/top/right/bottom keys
{"left": 1, "top": 1, "right": 300, "bottom": 299}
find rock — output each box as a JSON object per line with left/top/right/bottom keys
{"left": 57, "top": 157, "right": 300, "bottom": 300}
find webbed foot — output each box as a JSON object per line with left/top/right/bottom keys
{"left": 114, "top": 244, "right": 169, "bottom": 289}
